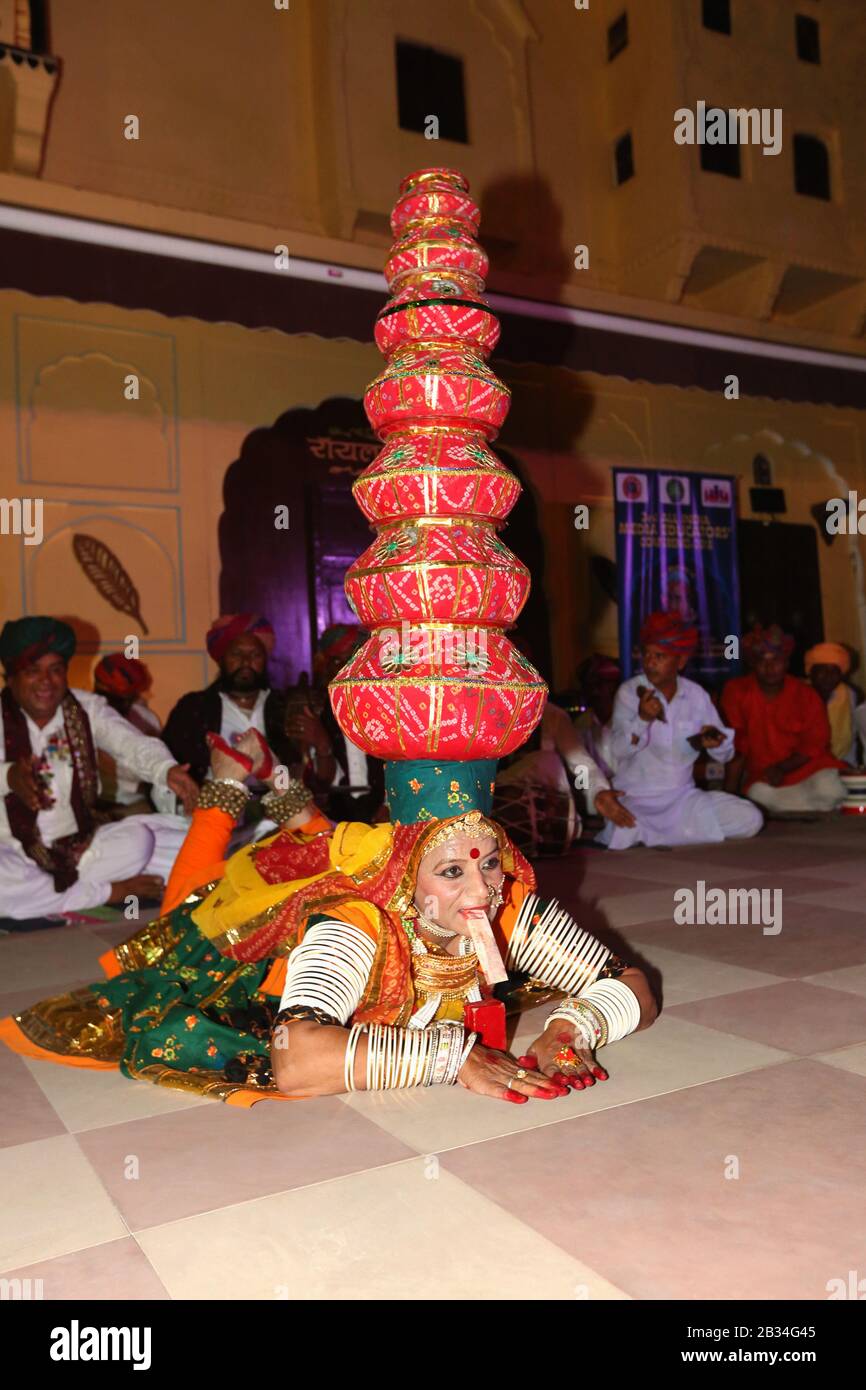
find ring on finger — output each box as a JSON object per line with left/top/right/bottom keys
{"left": 514, "top": 1068, "right": 527, "bottom": 1081}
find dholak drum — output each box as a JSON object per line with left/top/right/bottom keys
{"left": 840, "top": 770, "right": 866, "bottom": 816}
{"left": 492, "top": 783, "right": 579, "bottom": 857}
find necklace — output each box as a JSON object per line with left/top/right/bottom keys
{"left": 414, "top": 910, "right": 458, "bottom": 941}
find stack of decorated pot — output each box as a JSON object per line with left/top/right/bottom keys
{"left": 329, "top": 167, "right": 546, "bottom": 777}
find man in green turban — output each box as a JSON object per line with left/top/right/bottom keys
{"left": 0, "top": 616, "right": 197, "bottom": 926}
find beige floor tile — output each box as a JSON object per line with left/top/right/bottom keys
{"left": 0, "top": 1135, "right": 127, "bottom": 1272}
{"left": 23, "top": 1057, "right": 211, "bottom": 1133}
{"left": 637, "top": 944, "right": 784, "bottom": 1007}
{"left": 812, "top": 1043, "right": 866, "bottom": 1078}
{"left": 589, "top": 887, "right": 681, "bottom": 929}
{"left": 338, "top": 1015, "right": 791, "bottom": 1156}
{"left": 803, "top": 963, "right": 866, "bottom": 998}
{"left": 137, "top": 1159, "right": 630, "bottom": 1301}
{"left": 0, "top": 930, "right": 103, "bottom": 992}
{"left": 789, "top": 886, "right": 866, "bottom": 915}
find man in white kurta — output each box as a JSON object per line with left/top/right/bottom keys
{"left": 0, "top": 618, "right": 196, "bottom": 922}
{"left": 598, "top": 612, "right": 763, "bottom": 850}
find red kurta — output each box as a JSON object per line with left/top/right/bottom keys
{"left": 720, "top": 674, "right": 844, "bottom": 790}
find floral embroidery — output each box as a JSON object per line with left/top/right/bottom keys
{"left": 184, "top": 1015, "right": 199, "bottom": 1030}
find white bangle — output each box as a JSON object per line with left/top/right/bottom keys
{"left": 458, "top": 1031, "right": 478, "bottom": 1073}
{"left": 579, "top": 978, "right": 641, "bottom": 1043}
{"left": 344, "top": 1023, "right": 366, "bottom": 1093}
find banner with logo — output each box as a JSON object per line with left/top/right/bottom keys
{"left": 612, "top": 468, "right": 740, "bottom": 688}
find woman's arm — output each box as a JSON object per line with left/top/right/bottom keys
{"left": 270, "top": 915, "right": 569, "bottom": 1104}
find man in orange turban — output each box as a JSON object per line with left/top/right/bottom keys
{"left": 804, "top": 642, "right": 857, "bottom": 765}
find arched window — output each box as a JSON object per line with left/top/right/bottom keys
{"left": 793, "top": 134, "right": 831, "bottom": 200}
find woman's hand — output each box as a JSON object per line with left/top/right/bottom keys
{"left": 521, "top": 1021, "right": 608, "bottom": 1090}
{"left": 458, "top": 1042, "right": 570, "bottom": 1104}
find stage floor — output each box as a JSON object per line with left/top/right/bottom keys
{"left": 2, "top": 815, "right": 865, "bottom": 1301}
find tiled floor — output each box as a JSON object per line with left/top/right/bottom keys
{"left": 2, "top": 817, "right": 865, "bottom": 1300}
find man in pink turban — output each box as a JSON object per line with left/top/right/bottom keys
{"left": 721, "top": 627, "right": 848, "bottom": 814}
{"left": 597, "top": 611, "right": 763, "bottom": 848}
{"left": 163, "top": 614, "right": 290, "bottom": 789}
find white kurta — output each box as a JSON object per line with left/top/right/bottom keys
{"left": 98, "top": 699, "right": 162, "bottom": 805}
{"left": 597, "top": 673, "right": 763, "bottom": 849}
{"left": 0, "top": 689, "right": 187, "bottom": 919}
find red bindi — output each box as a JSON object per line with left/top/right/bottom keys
{"left": 469, "top": 846, "right": 481, "bottom": 859}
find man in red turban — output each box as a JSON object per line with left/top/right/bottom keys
{"left": 163, "top": 614, "right": 291, "bottom": 789}
{"left": 93, "top": 654, "right": 164, "bottom": 811}
{"left": 721, "top": 626, "right": 847, "bottom": 814}
{"left": 598, "top": 610, "right": 763, "bottom": 848}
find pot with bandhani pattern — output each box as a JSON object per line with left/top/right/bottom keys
{"left": 390, "top": 168, "right": 480, "bottom": 237}
{"left": 384, "top": 224, "right": 488, "bottom": 293}
{"left": 353, "top": 430, "right": 520, "bottom": 525}
{"left": 364, "top": 345, "right": 510, "bottom": 437}
{"left": 330, "top": 628, "right": 546, "bottom": 761}
{"left": 345, "top": 518, "right": 530, "bottom": 627}
{"left": 375, "top": 281, "right": 500, "bottom": 358}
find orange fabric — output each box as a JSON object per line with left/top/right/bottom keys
{"left": 226, "top": 1088, "right": 299, "bottom": 1106}
{"left": 160, "top": 807, "right": 334, "bottom": 916}
{"left": 259, "top": 957, "right": 288, "bottom": 997}
{"left": 99, "top": 947, "right": 122, "bottom": 979}
{"left": 494, "top": 878, "right": 531, "bottom": 955}
{"left": 0, "top": 1014, "right": 119, "bottom": 1069}
{"left": 160, "top": 806, "right": 235, "bottom": 914}
{"left": 721, "top": 674, "right": 845, "bottom": 790}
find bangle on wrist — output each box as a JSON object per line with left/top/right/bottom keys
{"left": 197, "top": 778, "right": 251, "bottom": 819}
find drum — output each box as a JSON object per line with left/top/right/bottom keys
{"left": 492, "top": 782, "right": 579, "bottom": 857}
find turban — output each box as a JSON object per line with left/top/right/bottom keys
{"left": 639, "top": 610, "right": 698, "bottom": 656}
{"left": 0, "top": 616, "right": 76, "bottom": 675}
{"left": 206, "top": 614, "right": 274, "bottom": 665}
{"left": 94, "top": 653, "right": 151, "bottom": 697}
{"left": 742, "top": 624, "right": 794, "bottom": 661}
{"left": 314, "top": 623, "right": 365, "bottom": 670}
{"left": 804, "top": 642, "right": 850, "bottom": 676}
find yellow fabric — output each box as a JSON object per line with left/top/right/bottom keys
{"left": 192, "top": 819, "right": 396, "bottom": 945}
{"left": 827, "top": 684, "right": 854, "bottom": 762}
